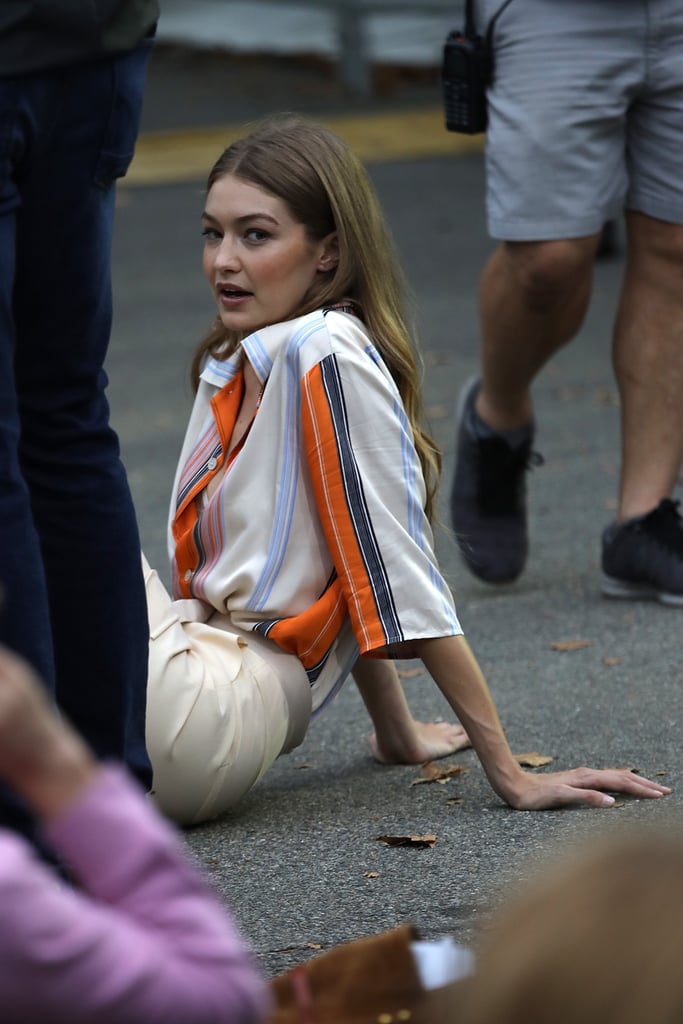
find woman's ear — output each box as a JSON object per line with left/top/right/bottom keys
{"left": 318, "top": 232, "right": 339, "bottom": 272}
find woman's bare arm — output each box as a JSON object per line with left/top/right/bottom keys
{"left": 415, "top": 634, "right": 670, "bottom": 810}
{"left": 352, "top": 657, "right": 470, "bottom": 764}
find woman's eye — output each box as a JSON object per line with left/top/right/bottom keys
{"left": 245, "top": 228, "right": 269, "bottom": 242}
{"left": 201, "top": 227, "right": 221, "bottom": 242}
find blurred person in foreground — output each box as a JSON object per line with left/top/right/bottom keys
{"left": 450, "top": 0, "right": 683, "bottom": 605}
{"left": 454, "top": 825, "right": 683, "bottom": 1024}
{"left": 0, "top": 1, "right": 157, "bottom": 850}
{"left": 0, "top": 642, "right": 268, "bottom": 1024}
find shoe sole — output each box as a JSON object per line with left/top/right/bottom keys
{"left": 600, "top": 572, "right": 683, "bottom": 607}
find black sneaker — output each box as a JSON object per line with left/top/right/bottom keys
{"left": 601, "top": 498, "right": 683, "bottom": 606}
{"left": 450, "top": 377, "right": 541, "bottom": 583}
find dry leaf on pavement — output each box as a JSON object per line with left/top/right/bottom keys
{"left": 411, "top": 761, "right": 468, "bottom": 786}
{"left": 376, "top": 834, "right": 436, "bottom": 848}
{"left": 514, "top": 752, "right": 555, "bottom": 768}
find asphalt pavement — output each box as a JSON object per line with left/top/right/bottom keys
{"left": 109, "top": 43, "right": 683, "bottom": 977}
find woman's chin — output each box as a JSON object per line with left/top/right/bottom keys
{"left": 217, "top": 311, "right": 259, "bottom": 334}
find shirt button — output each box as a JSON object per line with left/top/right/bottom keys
{"left": 184, "top": 569, "right": 193, "bottom": 582}
{"left": 207, "top": 457, "right": 217, "bottom": 470}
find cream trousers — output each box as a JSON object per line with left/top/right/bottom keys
{"left": 143, "top": 555, "right": 311, "bottom": 826}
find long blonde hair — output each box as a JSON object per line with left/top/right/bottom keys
{"left": 191, "top": 114, "right": 441, "bottom": 520}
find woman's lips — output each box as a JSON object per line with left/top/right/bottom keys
{"left": 218, "top": 286, "right": 252, "bottom": 307}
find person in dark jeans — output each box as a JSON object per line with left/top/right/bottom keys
{"left": 0, "top": 2, "right": 158, "bottom": 841}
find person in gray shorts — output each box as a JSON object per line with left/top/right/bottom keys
{"left": 450, "top": 0, "right": 683, "bottom": 606}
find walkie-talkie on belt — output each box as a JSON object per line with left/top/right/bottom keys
{"left": 442, "top": 0, "right": 514, "bottom": 134}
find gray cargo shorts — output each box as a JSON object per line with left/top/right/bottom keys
{"left": 478, "top": 0, "right": 683, "bottom": 240}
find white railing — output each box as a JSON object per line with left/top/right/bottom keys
{"left": 157, "top": 1, "right": 463, "bottom": 95}
{"left": 331, "top": 0, "right": 462, "bottom": 94}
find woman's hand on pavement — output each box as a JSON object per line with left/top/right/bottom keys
{"left": 504, "top": 765, "right": 671, "bottom": 811}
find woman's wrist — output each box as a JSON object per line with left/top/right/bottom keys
{"left": 479, "top": 749, "right": 530, "bottom": 807}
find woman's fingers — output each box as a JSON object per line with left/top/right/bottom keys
{"left": 511, "top": 767, "right": 671, "bottom": 811}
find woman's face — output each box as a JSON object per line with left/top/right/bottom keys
{"left": 201, "top": 174, "right": 337, "bottom": 335}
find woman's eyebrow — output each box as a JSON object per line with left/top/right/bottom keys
{"left": 201, "top": 210, "right": 280, "bottom": 226}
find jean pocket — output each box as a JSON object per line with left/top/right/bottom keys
{"left": 93, "top": 39, "right": 153, "bottom": 190}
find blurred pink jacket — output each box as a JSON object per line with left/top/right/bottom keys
{"left": 0, "top": 766, "right": 269, "bottom": 1024}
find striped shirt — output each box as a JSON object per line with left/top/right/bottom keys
{"left": 169, "top": 308, "right": 461, "bottom": 713}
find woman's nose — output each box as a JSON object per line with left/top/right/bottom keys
{"left": 215, "top": 237, "right": 240, "bottom": 271}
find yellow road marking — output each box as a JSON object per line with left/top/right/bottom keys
{"left": 126, "top": 108, "right": 484, "bottom": 186}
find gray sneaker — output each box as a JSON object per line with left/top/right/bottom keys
{"left": 450, "top": 377, "right": 541, "bottom": 583}
{"left": 601, "top": 498, "right": 683, "bottom": 606}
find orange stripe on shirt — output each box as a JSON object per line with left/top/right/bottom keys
{"left": 265, "top": 578, "right": 347, "bottom": 671}
{"left": 301, "top": 362, "right": 389, "bottom": 653}
{"left": 172, "top": 371, "right": 244, "bottom": 597}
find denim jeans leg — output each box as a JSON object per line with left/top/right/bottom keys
{"left": 0, "top": 128, "right": 56, "bottom": 689}
{"left": 11, "top": 47, "right": 153, "bottom": 788}
{"left": 0, "top": 122, "right": 58, "bottom": 840}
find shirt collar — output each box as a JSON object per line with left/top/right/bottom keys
{"left": 200, "top": 307, "right": 357, "bottom": 390}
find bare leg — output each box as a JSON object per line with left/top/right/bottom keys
{"left": 613, "top": 212, "right": 683, "bottom": 520}
{"left": 451, "top": 234, "right": 603, "bottom": 583}
{"left": 351, "top": 658, "right": 471, "bottom": 764}
{"left": 476, "top": 236, "right": 600, "bottom": 430}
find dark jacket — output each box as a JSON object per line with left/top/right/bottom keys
{"left": 0, "top": 0, "right": 159, "bottom": 75}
